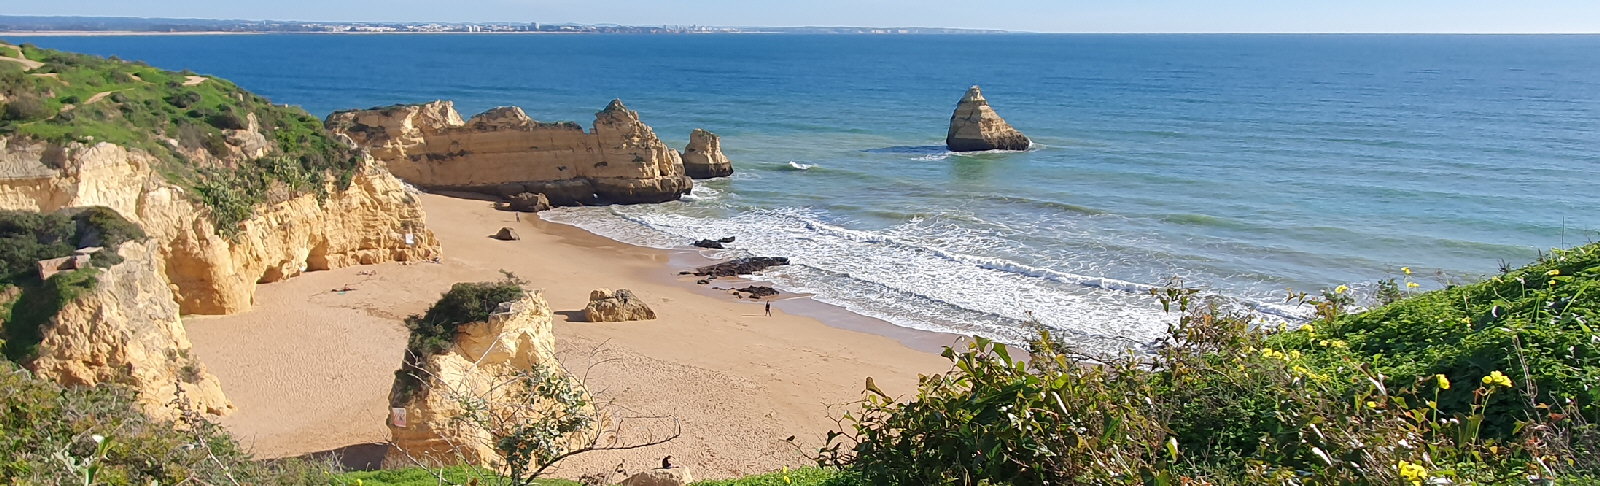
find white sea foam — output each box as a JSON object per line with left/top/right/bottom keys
{"left": 542, "top": 204, "right": 1318, "bottom": 355}
{"left": 785, "top": 161, "right": 816, "bottom": 170}
{"left": 680, "top": 185, "right": 722, "bottom": 201}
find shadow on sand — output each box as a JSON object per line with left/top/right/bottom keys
{"left": 294, "top": 442, "right": 389, "bottom": 471}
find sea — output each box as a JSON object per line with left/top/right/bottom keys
{"left": 18, "top": 34, "right": 1600, "bottom": 353}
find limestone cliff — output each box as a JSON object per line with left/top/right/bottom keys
{"left": 386, "top": 292, "right": 592, "bottom": 467}
{"left": 0, "top": 43, "right": 442, "bottom": 418}
{"left": 945, "top": 85, "right": 1032, "bottom": 152}
{"left": 0, "top": 139, "right": 439, "bottom": 414}
{"left": 0, "top": 139, "right": 440, "bottom": 315}
{"left": 27, "top": 240, "right": 232, "bottom": 418}
{"left": 680, "top": 128, "right": 733, "bottom": 179}
{"left": 326, "top": 100, "right": 694, "bottom": 205}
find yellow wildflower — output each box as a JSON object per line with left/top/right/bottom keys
{"left": 1366, "top": 400, "right": 1378, "bottom": 409}
{"left": 1481, "top": 370, "right": 1512, "bottom": 388}
{"left": 1301, "top": 323, "right": 1315, "bottom": 333}
{"left": 1547, "top": 269, "right": 1561, "bottom": 276}
{"left": 1334, "top": 285, "right": 1349, "bottom": 294}
{"left": 1397, "top": 460, "right": 1428, "bottom": 485}
{"left": 1288, "top": 350, "right": 1302, "bottom": 360}
{"left": 1435, "top": 374, "right": 1450, "bottom": 390}
{"left": 1549, "top": 279, "right": 1558, "bottom": 286}
{"left": 1402, "top": 267, "right": 1413, "bottom": 275}
{"left": 1407, "top": 282, "right": 1420, "bottom": 288}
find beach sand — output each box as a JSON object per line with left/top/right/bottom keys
{"left": 185, "top": 192, "right": 957, "bottom": 480}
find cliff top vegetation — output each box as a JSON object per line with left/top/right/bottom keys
{"left": 0, "top": 40, "right": 361, "bottom": 234}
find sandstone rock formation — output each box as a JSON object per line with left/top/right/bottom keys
{"left": 327, "top": 100, "right": 694, "bottom": 205}
{"left": 680, "top": 128, "right": 733, "bottom": 179}
{"left": 945, "top": 85, "right": 1032, "bottom": 152}
{"left": 502, "top": 192, "right": 550, "bottom": 213}
{"left": 27, "top": 240, "right": 232, "bottom": 418}
{"left": 493, "top": 227, "right": 520, "bottom": 241}
{"left": 0, "top": 139, "right": 439, "bottom": 315}
{"left": 0, "top": 138, "right": 440, "bottom": 414}
{"left": 386, "top": 293, "right": 588, "bottom": 466}
{"left": 584, "top": 288, "right": 657, "bottom": 322}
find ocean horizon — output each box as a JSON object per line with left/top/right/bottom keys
{"left": 16, "top": 33, "right": 1598, "bottom": 352}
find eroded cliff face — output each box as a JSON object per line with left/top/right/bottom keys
{"left": 0, "top": 137, "right": 440, "bottom": 414}
{"left": 386, "top": 292, "right": 590, "bottom": 467}
{"left": 28, "top": 240, "right": 233, "bottom": 418}
{"left": 327, "top": 100, "right": 694, "bottom": 205}
{"left": 0, "top": 139, "right": 439, "bottom": 314}
{"left": 681, "top": 128, "right": 733, "bottom": 179}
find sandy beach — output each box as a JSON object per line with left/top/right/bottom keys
{"left": 184, "top": 192, "right": 957, "bottom": 480}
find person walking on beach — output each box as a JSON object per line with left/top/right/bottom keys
{"left": 764, "top": 301, "right": 772, "bottom": 317}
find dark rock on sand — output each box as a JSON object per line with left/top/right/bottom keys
{"left": 691, "top": 257, "right": 790, "bottom": 277}
{"left": 733, "top": 286, "right": 779, "bottom": 298}
{"left": 692, "top": 239, "right": 725, "bottom": 249}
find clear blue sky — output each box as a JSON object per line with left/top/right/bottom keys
{"left": 9, "top": 0, "right": 1600, "bottom": 33}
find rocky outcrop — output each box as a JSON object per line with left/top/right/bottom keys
{"left": 584, "top": 288, "right": 657, "bottom": 322}
{"left": 327, "top": 100, "right": 694, "bottom": 205}
{"left": 690, "top": 257, "right": 791, "bottom": 277}
{"left": 945, "top": 85, "right": 1031, "bottom": 152}
{"left": 493, "top": 227, "right": 520, "bottom": 241}
{"left": 0, "top": 139, "right": 439, "bottom": 315}
{"left": 0, "top": 138, "right": 440, "bottom": 414}
{"left": 386, "top": 293, "right": 590, "bottom": 466}
{"left": 27, "top": 240, "right": 232, "bottom": 418}
{"left": 501, "top": 192, "right": 550, "bottom": 213}
{"left": 680, "top": 129, "right": 732, "bottom": 179}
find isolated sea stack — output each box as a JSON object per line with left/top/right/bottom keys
{"left": 681, "top": 128, "right": 734, "bottom": 179}
{"left": 945, "top": 85, "right": 1032, "bottom": 152}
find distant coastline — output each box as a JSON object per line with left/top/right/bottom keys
{"left": 0, "top": 15, "right": 1011, "bottom": 36}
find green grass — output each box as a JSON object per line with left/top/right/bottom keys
{"left": 331, "top": 467, "right": 578, "bottom": 486}
{"left": 691, "top": 467, "right": 860, "bottom": 486}
{"left": 1272, "top": 242, "right": 1600, "bottom": 432}
{"left": 0, "top": 44, "right": 360, "bottom": 236}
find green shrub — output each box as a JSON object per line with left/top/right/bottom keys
{"left": 333, "top": 466, "right": 579, "bottom": 486}
{"left": 823, "top": 245, "right": 1600, "bottom": 484}
{"left": 1273, "top": 242, "right": 1600, "bottom": 435}
{"left": 1, "top": 44, "right": 363, "bottom": 238}
{"left": 2, "top": 93, "right": 50, "bottom": 122}
{"left": 392, "top": 276, "right": 527, "bottom": 403}
{"left": 0, "top": 360, "right": 334, "bottom": 485}
{"left": 691, "top": 467, "right": 862, "bottom": 486}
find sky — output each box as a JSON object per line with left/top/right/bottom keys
{"left": 7, "top": 0, "right": 1600, "bottom": 33}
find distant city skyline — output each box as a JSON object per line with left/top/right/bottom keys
{"left": 7, "top": 0, "right": 1600, "bottom": 33}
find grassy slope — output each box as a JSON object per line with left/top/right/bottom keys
{"left": 0, "top": 41, "right": 360, "bottom": 234}
{"left": 1274, "top": 242, "right": 1600, "bottom": 427}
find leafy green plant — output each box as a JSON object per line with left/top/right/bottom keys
{"left": 822, "top": 243, "right": 1600, "bottom": 484}
{"left": 0, "top": 360, "right": 334, "bottom": 484}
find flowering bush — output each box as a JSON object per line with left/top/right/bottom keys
{"left": 821, "top": 243, "right": 1600, "bottom": 484}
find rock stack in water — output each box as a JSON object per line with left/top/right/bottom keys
{"left": 945, "top": 85, "right": 1032, "bottom": 152}
{"left": 680, "top": 128, "right": 734, "bottom": 179}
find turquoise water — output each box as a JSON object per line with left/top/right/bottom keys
{"left": 19, "top": 34, "right": 1600, "bottom": 350}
